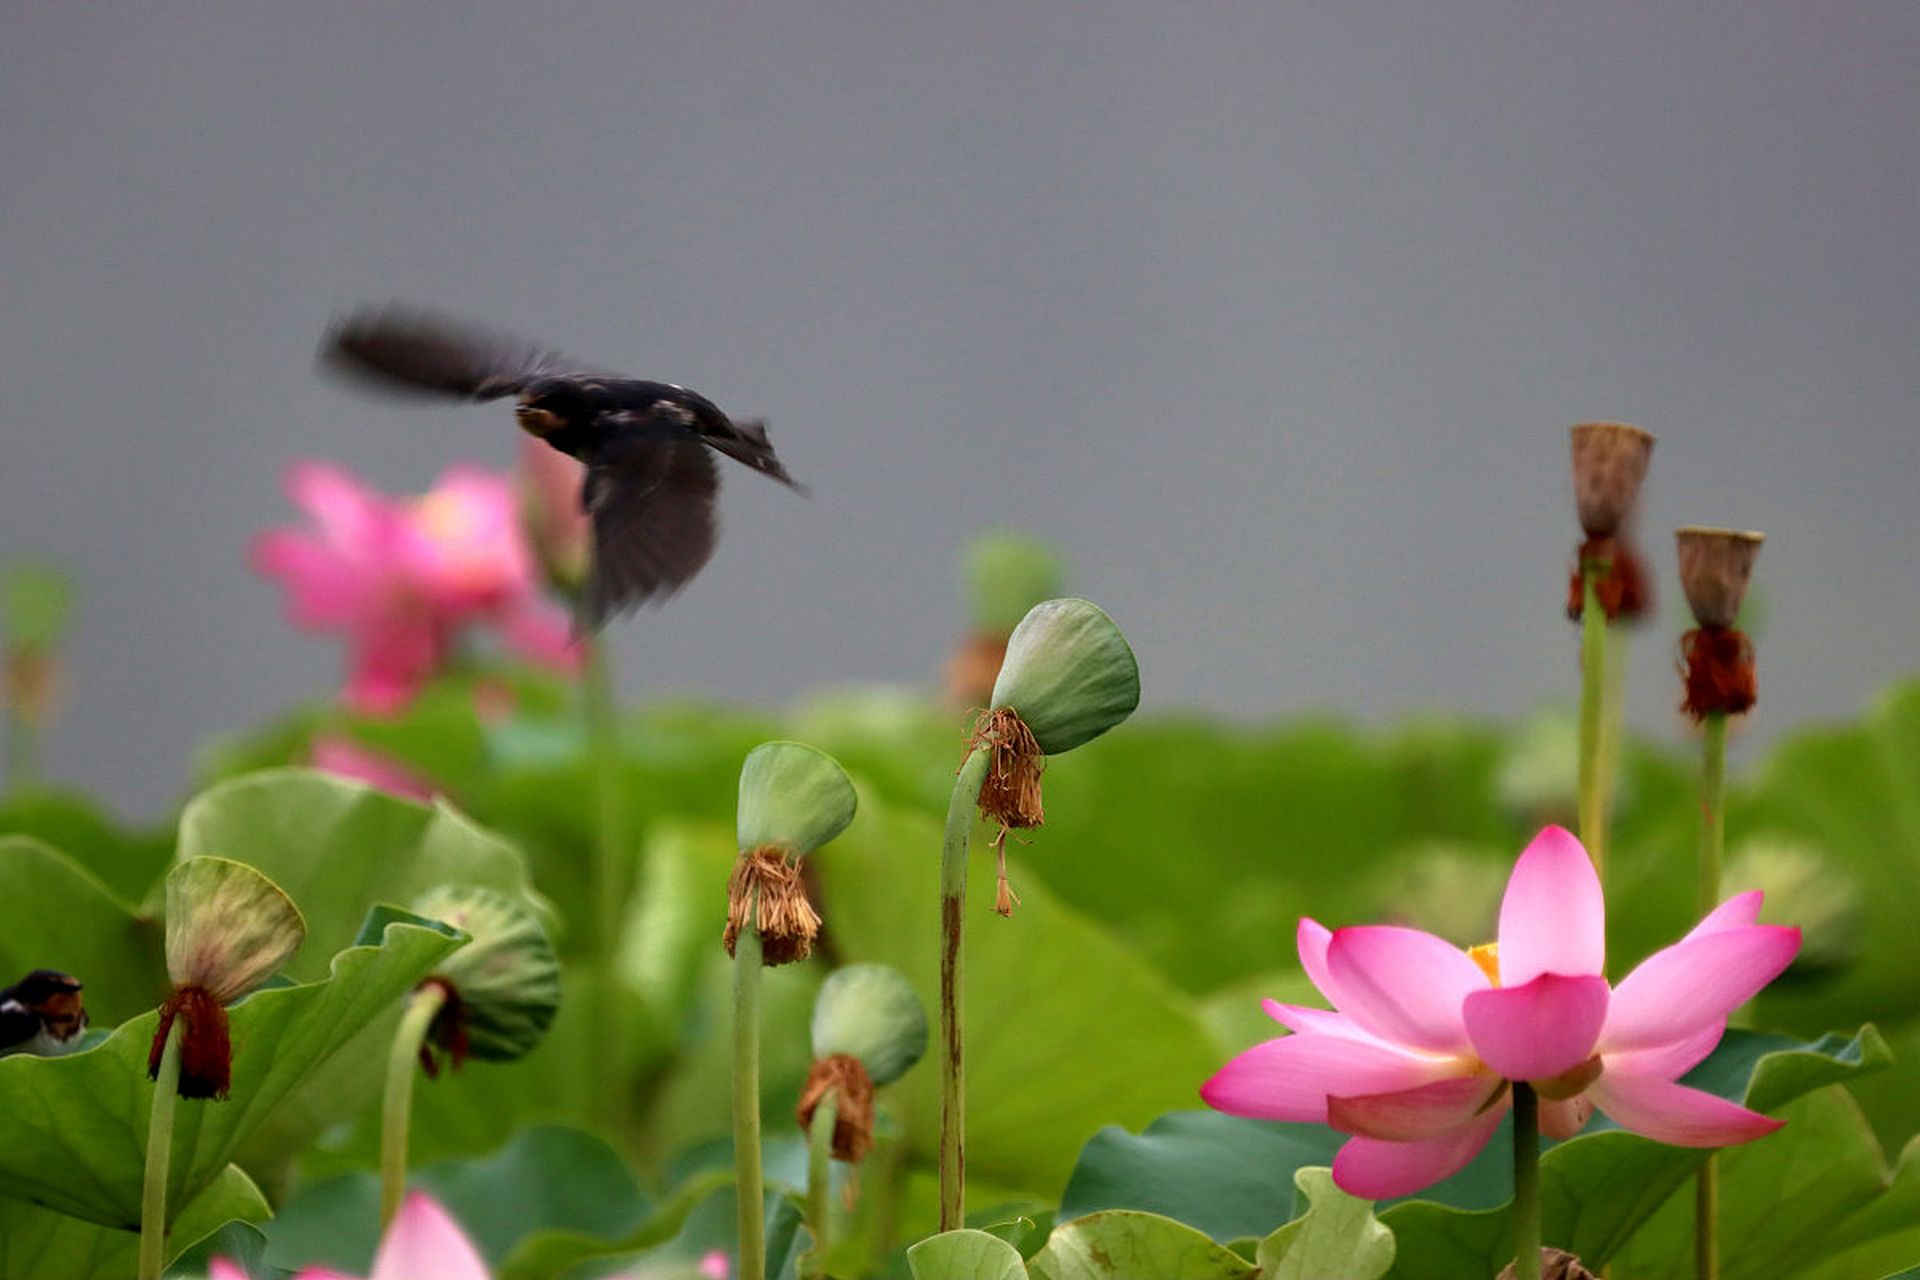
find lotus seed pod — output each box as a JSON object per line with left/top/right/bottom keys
{"left": 736, "top": 741, "right": 858, "bottom": 855}
{"left": 1569, "top": 423, "right": 1654, "bottom": 538}
{"left": 1676, "top": 526, "right": 1764, "bottom": 629}
{"left": 412, "top": 884, "right": 560, "bottom": 1062}
{"left": 988, "top": 598, "right": 1140, "bottom": 756}
{"left": 164, "top": 857, "right": 306, "bottom": 1003}
{"left": 964, "top": 529, "right": 1067, "bottom": 634}
{"left": 810, "top": 963, "right": 929, "bottom": 1087}
{"left": 2, "top": 561, "right": 75, "bottom": 653}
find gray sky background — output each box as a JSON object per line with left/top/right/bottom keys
{"left": 3, "top": 4, "right": 1916, "bottom": 818}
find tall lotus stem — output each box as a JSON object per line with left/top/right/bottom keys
{"left": 732, "top": 920, "right": 766, "bottom": 1280}
{"left": 380, "top": 981, "right": 450, "bottom": 1230}
{"left": 939, "top": 748, "right": 989, "bottom": 1230}
{"left": 137, "top": 1019, "right": 183, "bottom": 1280}
{"left": 1511, "top": 1082, "right": 1543, "bottom": 1280}
{"left": 803, "top": 1089, "right": 840, "bottom": 1279}
{"left": 1576, "top": 563, "right": 1608, "bottom": 877}
{"left": 583, "top": 639, "right": 628, "bottom": 1130}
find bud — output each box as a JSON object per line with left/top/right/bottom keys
{"left": 410, "top": 884, "right": 561, "bottom": 1073}
{"left": 1569, "top": 423, "right": 1653, "bottom": 538}
{"left": 727, "top": 742, "right": 856, "bottom": 966}
{"left": 810, "top": 963, "right": 928, "bottom": 1087}
{"left": 1676, "top": 526, "right": 1763, "bottom": 630}
{"left": 151, "top": 858, "right": 306, "bottom": 1098}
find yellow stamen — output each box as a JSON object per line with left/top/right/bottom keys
{"left": 1468, "top": 942, "right": 1501, "bottom": 986}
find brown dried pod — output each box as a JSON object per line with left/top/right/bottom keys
{"left": 1676, "top": 526, "right": 1764, "bottom": 629}
{"left": 1569, "top": 423, "right": 1654, "bottom": 538}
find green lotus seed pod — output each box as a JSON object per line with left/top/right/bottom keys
{"left": 988, "top": 598, "right": 1140, "bottom": 755}
{"left": 164, "top": 857, "right": 306, "bottom": 1003}
{"left": 736, "top": 741, "right": 858, "bottom": 855}
{"left": 2, "top": 562, "right": 74, "bottom": 652}
{"left": 810, "top": 963, "right": 928, "bottom": 1086}
{"left": 412, "top": 884, "right": 560, "bottom": 1062}
{"left": 964, "top": 529, "right": 1067, "bottom": 633}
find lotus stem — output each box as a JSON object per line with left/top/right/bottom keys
{"left": 1511, "top": 1082, "right": 1542, "bottom": 1280}
{"left": 380, "top": 981, "right": 449, "bottom": 1231}
{"left": 137, "top": 1018, "right": 183, "bottom": 1280}
{"left": 732, "top": 921, "right": 766, "bottom": 1280}
{"left": 1577, "top": 563, "right": 1608, "bottom": 882}
{"left": 1695, "top": 710, "right": 1728, "bottom": 1280}
{"left": 803, "top": 1088, "right": 840, "bottom": 1279}
{"left": 939, "top": 747, "right": 990, "bottom": 1231}
{"left": 583, "top": 638, "right": 629, "bottom": 1132}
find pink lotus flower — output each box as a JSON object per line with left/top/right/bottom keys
{"left": 289, "top": 1190, "right": 490, "bottom": 1279}
{"left": 1202, "top": 826, "right": 1800, "bottom": 1199}
{"left": 254, "top": 461, "right": 579, "bottom": 712}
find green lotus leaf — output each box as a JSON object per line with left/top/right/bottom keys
{"left": 811, "top": 963, "right": 928, "bottom": 1086}
{"left": 0, "top": 918, "right": 459, "bottom": 1230}
{"left": 1257, "top": 1168, "right": 1393, "bottom": 1280}
{"left": 1027, "top": 1211, "right": 1255, "bottom": 1280}
{"left": 736, "top": 741, "right": 857, "bottom": 855}
{"left": 965, "top": 530, "right": 1067, "bottom": 634}
{"left": 0, "top": 835, "right": 165, "bottom": 1025}
{"left": 175, "top": 768, "right": 544, "bottom": 979}
{"left": 0, "top": 1164, "right": 267, "bottom": 1280}
{"left": 909, "top": 1228, "right": 1029, "bottom": 1280}
{"left": 0, "top": 789, "right": 172, "bottom": 906}
{"left": 164, "top": 857, "right": 305, "bottom": 1000}
{"left": 412, "top": 884, "right": 560, "bottom": 1063}
{"left": 988, "top": 600, "right": 1139, "bottom": 756}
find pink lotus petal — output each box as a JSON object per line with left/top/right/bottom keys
{"left": 1327, "top": 926, "right": 1486, "bottom": 1054}
{"left": 1328, "top": 1074, "right": 1503, "bottom": 1141}
{"left": 292, "top": 1272, "right": 360, "bottom": 1280}
{"left": 1462, "top": 973, "right": 1610, "bottom": 1082}
{"left": 1201, "top": 1033, "right": 1469, "bottom": 1124}
{"left": 1586, "top": 1073, "right": 1785, "bottom": 1148}
{"left": 287, "top": 460, "right": 385, "bottom": 542}
{"left": 252, "top": 531, "right": 373, "bottom": 626}
{"left": 1603, "top": 926, "right": 1801, "bottom": 1053}
{"left": 210, "top": 1261, "right": 251, "bottom": 1280}
{"left": 1296, "top": 918, "right": 1342, "bottom": 1006}
{"left": 370, "top": 1191, "right": 492, "bottom": 1280}
{"left": 1686, "top": 890, "right": 1764, "bottom": 939}
{"left": 311, "top": 734, "right": 438, "bottom": 802}
{"left": 1260, "top": 999, "right": 1385, "bottom": 1043}
{"left": 1605, "top": 1020, "right": 1725, "bottom": 1082}
{"left": 1496, "top": 825, "right": 1604, "bottom": 985}
{"left": 697, "top": 1252, "right": 732, "bottom": 1280}
{"left": 1540, "top": 1095, "right": 1594, "bottom": 1139}
{"left": 1331, "top": 1105, "right": 1505, "bottom": 1199}
{"left": 496, "top": 597, "right": 583, "bottom": 672}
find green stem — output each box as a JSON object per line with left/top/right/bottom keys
{"left": 1577, "top": 563, "right": 1608, "bottom": 881}
{"left": 803, "top": 1087, "right": 840, "bottom": 1279}
{"left": 939, "top": 748, "right": 990, "bottom": 1232}
{"left": 583, "top": 640, "right": 629, "bottom": 1133}
{"left": 138, "top": 1019, "right": 182, "bottom": 1280}
{"left": 380, "top": 982, "right": 449, "bottom": 1231}
{"left": 733, "top": 926, "right": 766, "bottom": 1280}
{"left": 4, "top": 708, "right": 34, "bottom": 793}
{"left": 1511, "top": 1083, "right": 1542, "bottom": 1280}
{"left": 1695, "top": 711, "right": 1728, "bottom": 1280}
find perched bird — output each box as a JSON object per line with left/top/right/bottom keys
{"left": 323, "top": 307, "right": 804, "bottom": 629}
{"left": 0, "top": 969, "right": 88, "bottom": 1057}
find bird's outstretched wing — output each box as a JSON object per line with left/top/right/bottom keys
{"left": 323, "top": 307, "right": 590, "bottom": 401}
{"left": 698, "top": 416, "right": 808, "bottom": 494}
{"left": 579, "top": 424, "right": 721, "bottom": 628}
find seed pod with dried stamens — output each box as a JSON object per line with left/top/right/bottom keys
{"left": 725, "top": 742, "right": 857, "bottom": 967}
{"left": 1676, "top": 527, "right": 1764, "bottom": 721}
{"left": 410, "top": 884, "right": 560, "bottom": 1074}
{"left": 150, "top": 858, "right": 306, "bottom": 1099}
{"left": 1569, "top": 423, "right": 1654, "bottom": 539}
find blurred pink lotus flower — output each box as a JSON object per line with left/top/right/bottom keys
{"left": 310, "top": 733, "right": 437, "bottom": 802}
{"left": 1202, "top": 826, "right": 1801, "bottom": 1198}
{"left": 283, "top": 1190, "right": 491, "bottom": 1280}
{"left": 210, "top": 1260, "right": 249, "bottom": 1280}
{"left": 697, "top": 1251, "right": 731, "bottom": 1280}
{"left": 254, "top": 461, "right": 579, "bottom": 712}
{"left": 517, "top": 437, "right": 591, "bottom": 595}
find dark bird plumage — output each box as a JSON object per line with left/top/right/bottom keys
{"left": 322, "top": 307, "right": 804, "bottom": 628}
{"left": 0, "top": 969, "right": 88, "bottom": 1057}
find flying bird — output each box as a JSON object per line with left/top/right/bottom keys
{"left": 0, "top": 969, "right": 88, "bottom": 1057}
{"left": 322, "top": 307, "right": 804, "bottom": 629}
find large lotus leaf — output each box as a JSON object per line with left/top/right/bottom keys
{"left": 175, "top": 768, "right": 540, "bottom": 978}
{"left": 1735, "top": 678, "right": 1920, "bottom": 1031}
{"left": 0, "top": 1164, "right": 267, "bottom": 1280}
{"left": 0, "top": 919, "right": 458, "bottom": 1230}
{"left": 1613, "top": 1097, "right": 1920, "bottom": 1280}
{"left": 1027, "top": 1211, "right": 1255, "bottom": 1280}
{"left": 812, "top": 787, "right": 1221, "bottom": 1205}
{"left": 908, "top": 1228, "right": 1029, "bottom": 1280}
{"left": 0, "top": 787, "right": 173, "bottom": 906}
{"left": 0, "top": 835, "right": 166, "bottom": 1024}
{"left": 1058, "top": 1029, "right": 1886, "bottom": 1274}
